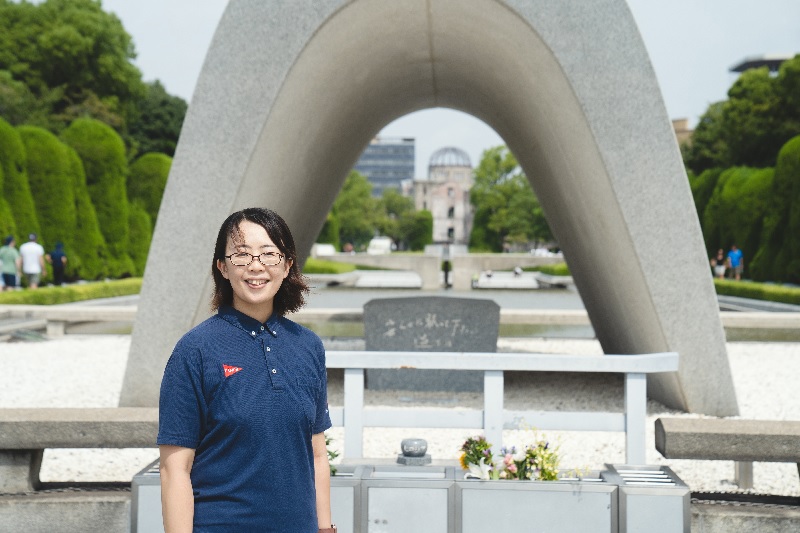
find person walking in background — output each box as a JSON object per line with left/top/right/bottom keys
{"left": 19, "top": 233, "right": 46, "bottom": 289}
{"left": 727, "top": 244, "right": 744, "bottom": 281}
{"left": 46, "top": 242, "right": 67, "bottom": 286}
{"left": 710, "top": 249, "right": 726, "bottom": 279}
{"left": 0, "top": 236, "right": 21, "bottom": 291}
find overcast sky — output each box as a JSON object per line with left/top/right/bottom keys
{"left": 104, "top": 0, "right": 800, "bottom": 177}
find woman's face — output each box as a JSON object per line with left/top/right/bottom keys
{"left": 216, "top": 220, "right": 292, "bottom": 322}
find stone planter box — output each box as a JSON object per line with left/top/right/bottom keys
{"left": 457, "top": 473, "right": 617, "bottom": 533}
{"left": 133, "top": 462, "right": 688, "bottom": 533}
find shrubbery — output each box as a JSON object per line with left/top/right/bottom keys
{"left": 61, "top": 118, "right": 135, "bottom": 277}
{"left": 128, "top": 202, "right": 153, "bottom": 276}
{"left": 713, "top": 279, "right": 800, "bottom": 306}
{"left": 302, "top": 258, "right": 357, "bottom": 275}
{"left": 0, "top": 163, "right": 16, "bottom": 239}
{"left": 692, "top": 135, "right": 800, "bottom": 283}
{"left": 536, "top": 263, "right": 571, "bottom": 276}
{"left": 64, "top": 145, "right": 109, "bottom": 280}
{"left": 0, "top": 117, "right": 40, "bottom": 240}
{"left": 18, "top": 126, "right": 78, "bottom": 259}
{"left": 0, "top": 278, "right": 142, "bottom": 305}
{"left": 128, "top": 152, "right": 171, "bottom": 223}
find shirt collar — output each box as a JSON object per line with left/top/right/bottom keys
{"left": 218, "top": 306, "right": 279, "bottom": 337}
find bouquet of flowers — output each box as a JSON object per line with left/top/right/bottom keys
{"left": 460, "top": 435, "right": 496, "bottom": 480}
{"left": 460, "top": 434, "right": 561, "bottom": 481}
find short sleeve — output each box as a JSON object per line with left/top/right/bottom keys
{"left": 312, "top": 338, "right": 332, "bottom": 435}
{"left": 157, "top": 338, "right": 207, "bottom": 449}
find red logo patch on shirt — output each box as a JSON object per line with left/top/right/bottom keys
{"left": 223, "top": 364, "right": 243, "bottom": 378}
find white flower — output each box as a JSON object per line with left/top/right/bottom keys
{"left": 464, "top": 457, "right": 492, "bottom": 480}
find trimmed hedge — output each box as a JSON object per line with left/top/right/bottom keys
{"left": 714, "top": 279, "right": 800, "bottom": 306}
{"left": 128, "top": 152, "right": 171, "bottom": 223}
{"left": 702, "top": 167, "right": 774, "bottom": 261}
{"left": 0, "top": 116, "right": 40, "bottom": 240}
{"left": 0, "top": 163, "right": 16, "bottom": 239}
{"left": 689, "top": 168, "right": 722, "bottom": 227}
{"left": 128, "top": 201, "right": 153, "bottom": 276}
{"left": 302, "top": 258, "right": 357, "bottom": 274}
{"left": 64, "top": 145, "right": 110, "bottom": 280}
{"left": 749, "top": 136, "right": 800, "bottom": 282}
{"left": 61, "top": 118, "right": 134, "bottom": 277}
{"left": 536, "top": 263, "right": 571, "bottom": 276}
{"left": 0, "top": 278, "right": 142, "bottom": 305}
{"left": 17, "top": 126, "right": 78, "bottom": 256}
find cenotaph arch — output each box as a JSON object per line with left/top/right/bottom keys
{"left": 121, "top": 0, "right": 738, "bottom": 416}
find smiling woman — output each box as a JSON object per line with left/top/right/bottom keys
{"left": 157, "top": 207, "right": 335, "bottom": 533}
{"left": 215, "top": 219, "right": 292, "bottom": 322}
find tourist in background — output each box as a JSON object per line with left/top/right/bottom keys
{"left": 158, "top": 207, "right": 335, "bottom": 533}
{"left": 46, "top": 242, "right": 68, "bottom": 286}
{"left": 19, "top": 234, "right": 45, "bottom": 289}
{"left": 710, "top": 249, "right": 726, "bottom": 279}
{"left": 0, "top": 236, "right": 21, "bottom": 291}
{"left": 727, "top": 244, "right": 744, "bottom": 281}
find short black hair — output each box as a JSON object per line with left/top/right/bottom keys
{"left": 211, "top": 208, "right": 309, "bottom": 316}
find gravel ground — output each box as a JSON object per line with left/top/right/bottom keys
{"left": 1, "top": 335, "right": 798, "bottom": 495}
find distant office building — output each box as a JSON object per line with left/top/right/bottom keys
{"left": 414, "top": 147, "right": 474, "bottom": 245}
{"left": 353, "top": 137, "right": 415, "bottom": 197}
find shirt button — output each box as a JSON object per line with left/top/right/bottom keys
{"left": 260, "top": 326, "right": 265, "bottom": 331}
{"left": 272, "top": 369, "right": 277, "bottom": 374}
{"left": 266, "top": 347, "right": 271, "bottom": 352}
{"left": 272, "top": 331, "right": 277, "bottom": 335}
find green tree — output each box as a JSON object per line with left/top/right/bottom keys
{"left": 376, "top": 188, "right": 415, "bottom": 249}
{"left": 0, "top": 163, "right": 16, "bottom": 239}
{"left": 0, "top": 70, "right": 56, "bottom": 127}
{"left": 128, "top": 81, "right": 187, "bottom": 156}
{"left": 684, "top": 55, "right": 800, "bottom": 174}
{"left": 127, "top": 201, "right": 153, "bottom": 276}
{"left": 722, "top": 68, "right": 784, "bottom": 168}
{"left": 0, "top": 116, "right": 40, "bottom": 239}
{"left": 17, "top": 125, "right": 78, "bottom": 256}
{"left": 61, "top": 117, "right": 134, "bottom": 276}
{"left": 64, "top": 144, "right": 109, "bottom": 279}
{"left": 128, "top": 152, "right": 171, "bottom": 223}
{"left": 775, "top": 55, "right": 800, "bottom": 140}
{"left": 402, "top": 210, "right": 433, "bottom": 251}
{"left": 688, "top": 168, "right": 723, "bottom": 232}
{"left": 333, "top": 171, "right": 378, "bottom": 250}
{"left": 469, "top": 146, "right": 552, "bottom": 251}
{"left": 750, "top": 135, "right": 800, "bottom": 282}
{"left": 0, "top": 0, "right": 146, "bottom": 131}
{"left": 702, "top": 167, "right": 773, "bottom": 271}
{"left": 683, "top": 102, "right": 728, "bottom": 174}
{"left": 316, "top": 212, "right": 340, "bottom": 250}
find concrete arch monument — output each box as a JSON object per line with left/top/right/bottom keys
{"left": 121, "top": 0, "right": 738, "bottom": 416}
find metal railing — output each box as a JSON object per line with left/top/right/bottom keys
{"left": 325, "top": 350, "right": 679, "bottom": 464}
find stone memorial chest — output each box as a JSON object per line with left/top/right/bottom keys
{"left": 363, "top": 296, "right": 500, "bottom": 392}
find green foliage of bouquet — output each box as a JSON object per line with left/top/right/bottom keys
{"left": 460, "top": 434, "right": 561, "bottom": 481}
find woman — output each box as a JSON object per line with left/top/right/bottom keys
{"left": 158, "top": 208, "right": 335, "bottom": 533}
{"left": 710, "top": 249, "right": 726, "bottom": 279}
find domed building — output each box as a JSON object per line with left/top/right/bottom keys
{"left": 414, "top": 147, "right": 474, "bottom": 244}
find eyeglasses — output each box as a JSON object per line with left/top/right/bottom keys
{"left": 225, "top": 251, "right": 284, "bottom": 266}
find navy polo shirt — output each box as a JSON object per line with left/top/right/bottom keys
{"left": 158, "top": 306, "right": 332, "bottom": 532}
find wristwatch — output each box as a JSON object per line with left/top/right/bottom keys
{"left": 318, "top": 526, "right": 336, "bottom": 533}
